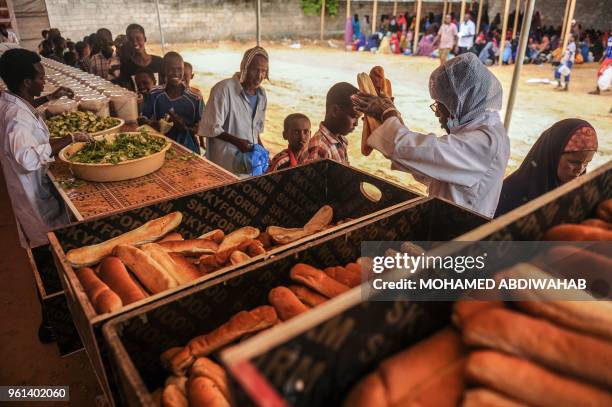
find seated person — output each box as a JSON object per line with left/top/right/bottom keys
{"left": 183, "top": 62, "right": 202, "bottom": 96}
{"left": 140, "top": 52, "right": 202, "bottom": 153}
{"left": 298, "top": 82, "right": 360, "bottom": 166}
{"left": 495, "top": 119, "right": 598, "bottom": 217}
{"left": 268, "top": 113, "right": 311, "bottom": 172}
{"left": 134, "top": 67, "right": 156, "bottom": 105}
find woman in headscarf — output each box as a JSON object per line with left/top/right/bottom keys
{"left": 352, "top": 53, "right": 509, "bottom": 218}
{"left": 495, "top": 119, "right": 598, "bottom": 217}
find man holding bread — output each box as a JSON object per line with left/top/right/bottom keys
{"left": 351, "top": 53, "right": 509, "bottom": 218}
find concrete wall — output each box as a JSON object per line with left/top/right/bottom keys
{"left": 37, "top": 0, "right": 612, "bottom": 45}
{"left": 13, "top": 0, "right": 50, "bottom": 51}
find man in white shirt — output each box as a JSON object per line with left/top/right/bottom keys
{"left": 457, "top": 12, "right": 476, "bottom": 54}
{"left": 0, "top": 49, "right": 88, "bottom": 248}
{"left": 199, "top": 46, "right": 269, "bottom": 178}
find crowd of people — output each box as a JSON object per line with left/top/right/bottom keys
{"left": 345, "top": 5, "right": 611, "bottom": 93}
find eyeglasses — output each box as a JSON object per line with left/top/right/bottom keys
{"left": 429, "top": 102, "right": 439, "bottom": 114}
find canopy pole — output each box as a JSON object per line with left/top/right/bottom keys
{"left": 154, "top": 0, "right": 166, "bottom": 54}
{"left": 320, "top": 0, "right": 325, "bottom": 41}
{"left": 448, "top": 1, "right": 452, "bottom": 14}
{"left": 372, "top": 0, "right": 378, "bottom": 33}
{"left": 512, "top": 0, "right": 521, "bottom": 39}
{"left": 346, "top": 0, "right": 351, "bottom": 20}
{"left": 561, "top": 0, "right": 576, "bottom": 53}
{"left": 256, "top": 0, "right": 261, "bottom": 46}
{"left": 504, "top": 0, "right": 536, "bottom": 132}
{"left": 476, "top": 0, "right": 484, "bottom": 33}
{"left": 413, "top": 0, "right": 422, "bottom": 54}
{"left": 560, "top": 0, "right": 571, "bottom": 46}
{"left": 393, "top": 1, "right": 398, "bottom": 16}
{"left": 460, "top": 0, "right": 466, "bottom": 23}
{"left": 498, "top": 0, "right": 511, "bottom": 66}
{"left": 443, "top": 1, "right": 448, "bottom": 17}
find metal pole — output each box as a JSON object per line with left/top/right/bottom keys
{"left": 504, "top": 0, "right": 536, "bottom": 131}
{"left": 476, "top": 0, "right": 484, "bottom": 33}
{"left": 393, "top": 1, "right": 398, "bottom": 16}
{"left": 256, "top": 0, "right": 261, "bottom": 46}
{"left": 512, "top": 0, "right": 521, "bottom": 39}
{"left": 372, "top": 0, "right": 378, "bottom": 33}
{"left": 498, "top": 0, "right": 510, "bottom": 66}
{"left": 560, "top": 0, "right": 571, "bottom": 46}
{"left": 154, "top": 0, "right": 166, "bottom": 54}
{"left": 460, "top": 0, "right": 466, "bottom": 23}
{"left": 561, "top": 0, "right": 576, "bottom": 54}
{"left": 413, "top": 0, "right": 422, "bottom": 54}
{"left": 320, "top": 0, "right": 325, "bottom": 41}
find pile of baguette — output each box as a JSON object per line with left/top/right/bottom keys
{"left": 67, "top": 205, "right": 337, "bottom": 315}
{"left": 345, "top": 198, "right": 612, "bottom": 407}
{"left": 155, "top": 260, "right": 365, "bottom": 407}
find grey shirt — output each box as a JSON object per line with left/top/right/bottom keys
{"left": 199, "top": 75, "right": 267, "bottom": 176}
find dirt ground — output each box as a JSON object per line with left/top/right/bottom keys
{"left": 165, "top": 40, "right": 611, "bottom": 194}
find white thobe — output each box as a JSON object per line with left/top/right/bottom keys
{"left": 0, "top": 92, "right": 68, "bottom": 247}
{"left": 368, "top": 112, "right": 510, "bottom": 218}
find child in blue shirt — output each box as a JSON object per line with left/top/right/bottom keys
{"left": 140, "top": 52, "right": 202, "bottom": 153}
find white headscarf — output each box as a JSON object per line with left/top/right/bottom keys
{"left": 236, "top": 46, "right": 269, "bottom": 83}
{"left": 429, "top": 53, "right": 502, "bottom": 125}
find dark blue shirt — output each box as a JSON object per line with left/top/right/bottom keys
{"left": 141, "top": 85, "right": 203, "bottom": 153}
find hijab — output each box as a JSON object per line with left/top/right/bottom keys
{"left": 495, "top": 119, "right": 598, "bottom": 217}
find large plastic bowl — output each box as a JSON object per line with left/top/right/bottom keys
{"left": 58, "top": 132, "right": 171, "bottom": 182}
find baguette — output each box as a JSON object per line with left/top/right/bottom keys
{"left": 98, "top": 257, "right": 147, "bottom": 305}
{"left": 162, "top": 383, "right": 188, "bottom": 407}
{"left": 66, "top": 212, "right": 182, "bottom": 267}
{"left": 75, "top": 267, "right": 122, "bottom": 314}
{"left": 581, "top": 218, "right": 612, "bottom": 230}
{"left": 198, "top": 229, "right": 225, "bottom": 244}
{"left": 393, "top": 358, "right": 465, "bottom": 407}
{"left": 451, "top": 300, "right": 504, "bottom": 328}
{"left": 357, "top": 72, "right": 381, "bottom": 156}
{"left": 267, "top": 226, "right": 309, "bottom": 245}
{"left": 268, "top": 286, "right": 310, "bottom": 321}
{"left": 142, "top": 243, "right": 200, "bottom": 285}
{"left": 158, "top": 239, "right": 218, "bottom": 255}
{"left": 544, "top": 224, "right": 612, "bottom": 241}
{"left": 169, "top": 253, "right": 202, "bottom": 279}
{"left": 303, "top": 205, "right": 333, "bottom": 233}
{"left": 596, "top": 199, "right": 612, "bottom": 222}
{"left": 463, "top": 307, "right": 612, "bottom": 389}
{"left": 188, "top": 376, "right": 230, "bottom": 407}
{"left": 257, "top": 231, "right": 274, "bottom": 249}
{"left": 187, "top": 306, "right": 277, "bottom": 357}
{"left": 217, "top": 226, "right": 259, "bottom": 252}
{"left": 229, "top": 250, "right": 250, "bottom": 266}
{"left": 190, "top": 358, "right": 230, "bottom": 402}
{"left": 461, "top": 389, "right": 528, "bottom": 407}
{"left": 160, "top": 232, "right": 184, "bottom": 242}
{"left": 165, "top": 376, "right": 187, "bottom": 395}
{"left": 288, "top": 285, "right": 328, "bottom": 307}
{"left": 290, "top": 263, "right": 350, "bottom": 298}
{"left": 324, "top": 265, "right": 361, "bottom": 288}
{"left": 343, "top": 328, "right": 464, "bottom": 407}
{"left": 465, "top": 351, "right": 612, "bottom": 407}
{"left": 114, "top": 245, "right": 177, "bottom": 294}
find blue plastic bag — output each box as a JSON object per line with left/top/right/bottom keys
{"left": 233, "top": 144, "right": 269, "bottom": 176}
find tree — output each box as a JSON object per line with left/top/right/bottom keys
{"left": 301, "top": 0, "right": 339, "bottom": 17}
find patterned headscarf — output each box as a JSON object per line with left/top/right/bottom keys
{"left": 563, "top": 125, "right": 598, "bottom": 153}
{"left": 237, "top": 46, "right": 269, "bottom": 83}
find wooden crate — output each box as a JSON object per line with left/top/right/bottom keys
{"left": 48, "top": 159, "right": 420, "bottom": 404}
{"left": 219, "top": 161, "right": 612, "bottom": 406}
{"left": 101, "top": 197, "right": 488, "bottom": 406}
{"left": 27, "top": 245, "right": 82, "bottom": 356}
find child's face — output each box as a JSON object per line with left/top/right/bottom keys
{"left": 135, "top": 73, "right": 155, "bottom": 94}
{"left": 183, "top": 66, "right": 194, "bottom": 86}
{"left": 283, "top": 118, "right": 311, "bottom": 153}
{"left": 164, "top": 57, "right": 184, "bottom": 86}
{"left": 330, "top": 104, "right": 361, "bottom": 136}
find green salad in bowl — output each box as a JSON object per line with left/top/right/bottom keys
{"left": 46, "top": 111, "right": 122, "bottom": 138}
{"left": 69, "top": 132, "right": 169, "bottom": 164}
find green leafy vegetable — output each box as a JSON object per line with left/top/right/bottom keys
{"left": 46, "top": 111, "right": 121, "bottom": 138}
{"left": 68, "top": 132, "right": 168, "bottom": 164}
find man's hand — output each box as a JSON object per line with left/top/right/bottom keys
{"left": 48, "top": 86, "right": 74, "bottom": 100}
{"left": 71, "top": 132, "right": 95, "bottom": 143}
{"left": 351, "top": 92, "right": 397, "bottom": 122}
{"left": 168, "top": 110, "right": 187, "bottom": 132}
{"left": 234, "top": 139, "right": 253, "bottom": 153}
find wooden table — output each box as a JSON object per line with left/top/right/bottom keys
{"left": 47, "top": 128, "right": 237, "bottom": 221}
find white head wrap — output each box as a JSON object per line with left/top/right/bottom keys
{"left": 429, "top": 53, "right": 502, "bottom": 125}
{"left": 237, "top": 46, "right": 269, "bottom": 83}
